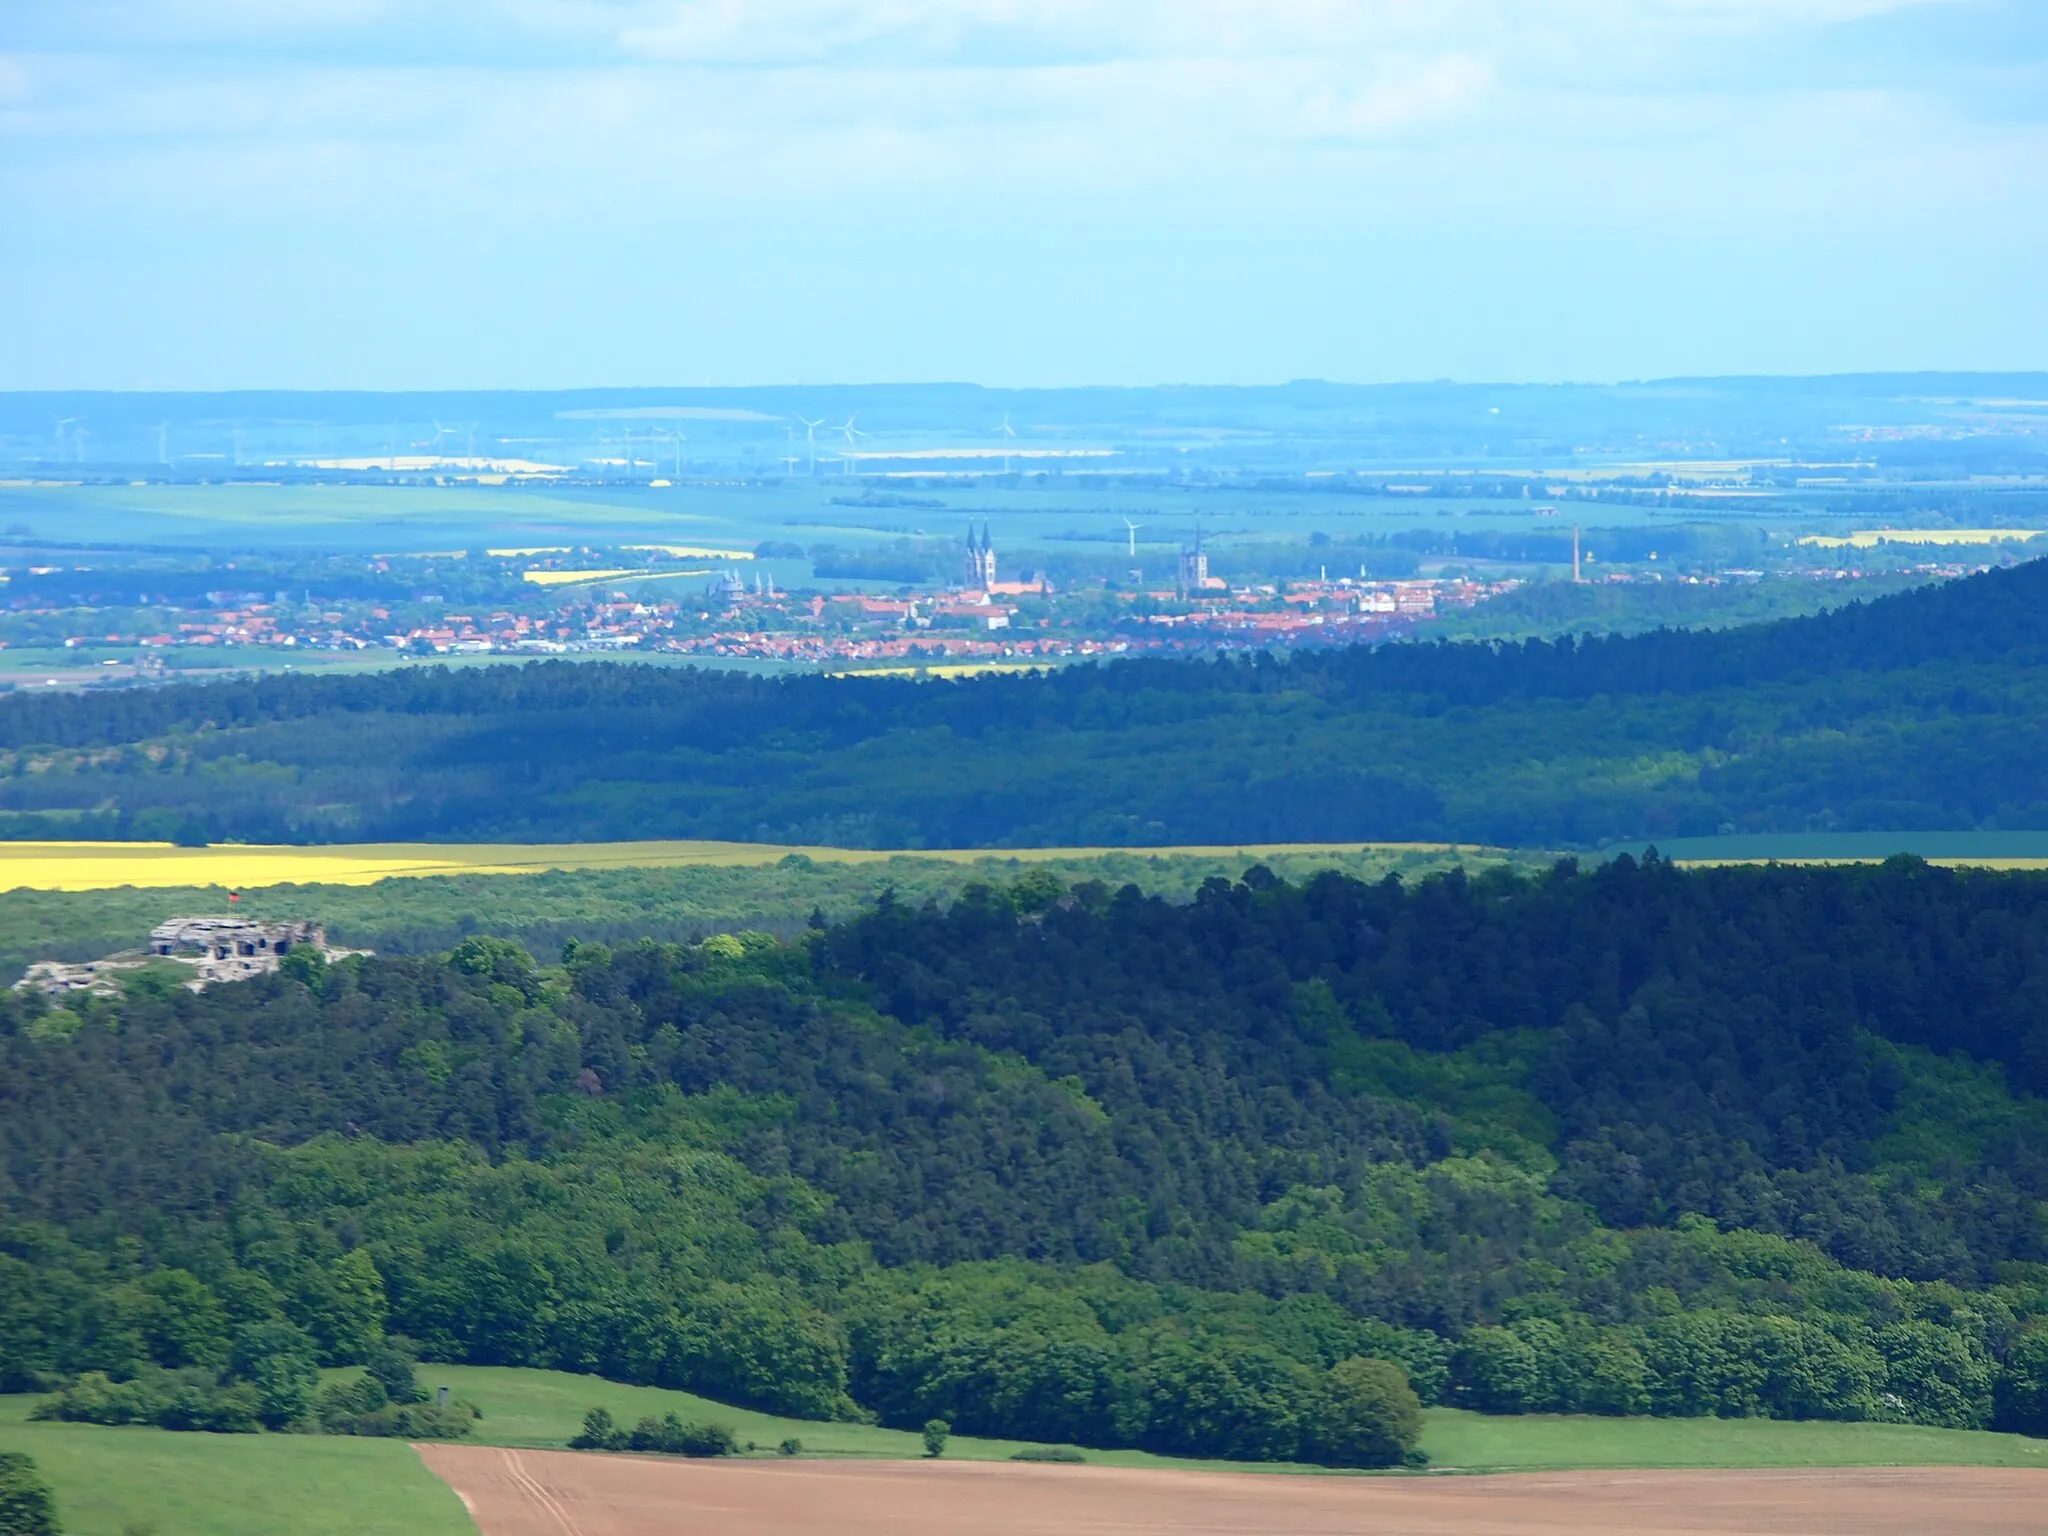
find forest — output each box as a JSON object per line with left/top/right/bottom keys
{"left": 3, "top": 558, "right": 2047, "bottom": 848}
{"left": 8, "top": 858, "right": 2048, "bottom": 1462}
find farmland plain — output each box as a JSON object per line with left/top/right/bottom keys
{"left": 419, "top": 1450, "right": 2048, "bottom": 1536}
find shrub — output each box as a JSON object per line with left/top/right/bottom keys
{"left": 1307, "top": 1357, "right": 1423, "bottom": 1469}
{"left": 1009, "top": 1446, "right": 1086, "bottom": 1463}
{"left": 777, "top": 1438, "right": 804, "bottom": 1457}
{"left": 0, "top": 1451, "right": 59, "bottom": 1536}
{"left": 922, "top": 1419, "right": 950, "bottom": 1458}
{"left": 571, "top": 1407, "right": 620, "bottom": 1451}
{"left": 621, "top": 1413, "right": 738, "bottom": 1457}
{"left": 317, "top": 1376, "right": 475, "bottom": 1441}
{"left": 31, "top": 1369, "right": 261, "bottom": 1434}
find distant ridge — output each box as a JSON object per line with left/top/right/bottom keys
{"left": 2, "top": 558, "right": 2048, "bottom": 848}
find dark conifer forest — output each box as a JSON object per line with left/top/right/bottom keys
{"left": 6, "top": 558, "right": 2048, "bottom": 846}
{"left": 10, "top": 859, "right": 2048, "bottom": 1456}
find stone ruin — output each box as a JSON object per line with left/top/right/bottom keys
{"left": 17, "top": 915, "right": 365, "bottom": 996}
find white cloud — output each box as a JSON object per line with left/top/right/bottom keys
{"left": 2, "top": 0, "right": 2041, "bottom": 387}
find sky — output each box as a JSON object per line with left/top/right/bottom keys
{"left": 1, "top": 1, "right": 2044, "bottom": 389}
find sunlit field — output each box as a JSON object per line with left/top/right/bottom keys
{"left": 0, "top": 839, "right": 1482, "bottom": 892}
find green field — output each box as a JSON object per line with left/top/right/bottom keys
{"left": 0, "top": 1396, "right": 473, "bottom": 1536}
{"left": 422, "top": 1365, "right": 2048, "bottom": 1474}
{"left": 1422, "top": 1408, "right": 2048, "bottom": 1471}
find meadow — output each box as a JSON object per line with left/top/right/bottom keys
{"left": 0, "top": 1396, "right": 473, "bottom": 1536}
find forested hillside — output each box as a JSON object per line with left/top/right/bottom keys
{"left": 9, "top": 858, "right": 2048, "bottom": 1457}
{"left": 5, "top": 559, "right": 2048, "bottom": 847}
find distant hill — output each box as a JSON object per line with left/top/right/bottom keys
{"left": 4, "top": 558, "right": 2048, "bottom": 847}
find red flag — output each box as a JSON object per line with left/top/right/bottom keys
{"left": 228, "top": 891, "right": 240, "bottom": 903}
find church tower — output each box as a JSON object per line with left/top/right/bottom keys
{"left": 965, "top": 523, "right": 997, "bottom": 593}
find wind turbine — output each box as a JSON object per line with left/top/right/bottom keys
{"left": 999, "top": 412, "right": 1017, "bottom": 438}
{"left": 672, "top": 424, "right": 685, "bottom": 478}
{"left": 1121, "top": 518, "right": 1144, "bottom": 557}
{"left": 797, "top": 416, "right": 827, "bottom": 475}
{"left": 839, "top": 415, "right": 867, "bottom": 476}
{"left": 53, "top": 418, "right": 76, "bottom": 462}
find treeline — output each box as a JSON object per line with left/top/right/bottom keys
{"left": 7, "top": 864, "right": 2048, "bottom": 1455}
{"left": 2, "top": 559, "right": 2048, "bottom": 846}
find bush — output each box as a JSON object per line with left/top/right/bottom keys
{"left": 1307, "top": 1357, "right": 1423, "bottom": 1469}
{"left": 571, "top": 1407, "right": 620, "bottom": 1451}
{"left": 777, "top": 1438, "right": 804, "bottom": 1457}
{"left": 1009, "top": 1446, "right": 1086, "bottom": 1463}
{"left": 316, "top": 1376, "right": 475, "bottom": 1440}
{"left": 620, "top": 1413, "right": 738, "bottom": 1457}
{"left": 0, "top": 1451, "right": 59, "bottom": 1536}
{"left": 31, "top": 1369, "right": 261, "bottom": 1434}
{"left": 922, "top": 1418, "right": 950, "bottom": 1458}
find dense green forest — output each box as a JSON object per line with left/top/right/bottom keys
{"left": 9, "top": 859, "right": 2048, "bottom": 1462}
{"left": 1425, "top": 572, "right": 1932, "bottom": 643}
{"left": 3, "top": 558, "right": 2048, "bottom": 847}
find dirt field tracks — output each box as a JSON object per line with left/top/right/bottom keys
{"left": 416, "top": 1445, "right": 2048, "bottom": 1536}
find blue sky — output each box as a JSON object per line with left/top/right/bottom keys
{"left": 2, "top": 1, "right": 2043, "bottom": 388}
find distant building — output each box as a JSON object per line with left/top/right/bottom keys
{"left": 1177, "top": 530, "right": 1223, "bottom": 597}
{"left": 16, "top": 915, "right": 360, "bottom": 998}
{"left": 965, "top": 523, "right": 997, "bottom": 593}
{"left": 150, "top": 916, "right": 324, "bottom": 960}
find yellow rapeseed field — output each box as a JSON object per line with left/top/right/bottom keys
{"left": 519, "top": 569, "right": 646, "bottom": 587}
{"left": 1796, "top": 529, "right": 2045, "bottom": 549}
{"left": 625, "top": 545, "right": 753, "bottom": 560}
{"left": 0, "top": 840, "right": 1469, "bottom": 893}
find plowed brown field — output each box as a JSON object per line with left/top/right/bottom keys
{"left": 414, "top": 1445, "right": 2048, "bottom": 1536}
